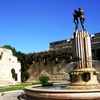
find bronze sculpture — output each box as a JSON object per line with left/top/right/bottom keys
{"left": 73, "top": 8, "right": 86, "bottom": 31}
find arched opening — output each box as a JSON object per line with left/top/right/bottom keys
{"left": 15, "top": 73, "right": 18, "bottom": 81}
{"left": 82, "top": 72, "right": 90, "bottom": 82}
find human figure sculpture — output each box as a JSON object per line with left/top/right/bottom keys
{"left": 73, "top": 8, "right": 86, "bottom": 31}
{"left": 73, "top": 10, "right": 79, "bottom": 31}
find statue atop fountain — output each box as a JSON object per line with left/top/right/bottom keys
{"left": 68, "top": 8, "right": 100, "bottom": 89}
{"left": 73, "top": 8, "right": 86, "bottom": 31}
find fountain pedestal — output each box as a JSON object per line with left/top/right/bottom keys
{"left": 68, "top": 30, "right": 100, "bottom": 89}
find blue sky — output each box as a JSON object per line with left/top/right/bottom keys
{"left": 0, "top": 0, "right": 100, "bottom": 53}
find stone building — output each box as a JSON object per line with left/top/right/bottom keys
{"left": 49, "top": 32, "right": 100, "bottom": 51}
{"left": 0, "top": 48, "right": 21, "bottom": 85}
{"left": 49, "top": 39, "right": 72, "bottom": 51}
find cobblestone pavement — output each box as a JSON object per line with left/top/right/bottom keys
{"left": 0, "top": 90, "right": 34, "bottom": 100}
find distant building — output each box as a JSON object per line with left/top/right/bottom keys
{"left": 49, "top": 39, "right": 72, "bottom": 52}
{"left": 49, "top": 32, "right": 100, "bottom": 52}
{"left": 91, "top": 32, "right": 100, "bottom": 49}
{"left": 0, "top": 48, "right": 21, "bottom": 85}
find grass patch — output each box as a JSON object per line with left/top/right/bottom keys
{"left": 0, "top": 82, "right": 40, "bottom": 92}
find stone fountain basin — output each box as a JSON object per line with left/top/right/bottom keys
{"left": 24, "top": 83, "right": 100, "bottom": 100}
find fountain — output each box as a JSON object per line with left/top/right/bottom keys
{"left": 24, "top": 8, "right": 100, "bottom": 100}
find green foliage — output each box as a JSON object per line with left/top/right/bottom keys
{"left": 22, "top": 71, "right": 30, "bottom": 82}
{"left": 0, "top": 55, "right": 2, "bottom": 60}
{"left": 16, "top": 51, "right": 27, "bottom": 63}
{"left": 15, "top": 51, "right": 29, "bottom": 82}
{"left": 35, "top": 53, "right": 42, "bottom": 62}
{"left": 26, "top": 53, "right": 35, "bottom": 65}
{"left": 39, "top": 75, "right": 50, "bottom": 84}
{"left": 48, "top": 51, "right": 58, "bottom": 60}
{"left": 11, "top": 68, "right": 15, "bottom": 79}
{"left": 2, "top": 45, "right": 17, "bottom": 56}
{"left": 31, "top": 82, "right": 41, "bottom": 85}
{"left": 0, "top": 82, "right": 37, "bottom": 92}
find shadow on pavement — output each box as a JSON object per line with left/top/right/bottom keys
{"left": 17, "top": 93, "right": 26, "bottom": 100}
{"left": 17, "top": 93, "right": 35, "bottom": 100}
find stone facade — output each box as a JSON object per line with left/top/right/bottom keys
{"left": 49, "top": 39, "right": 72, "bottom": 51}
{"left": 27, "top": 59, "right": 100, "bottom": 83}
{"left": 0, "top": 48, "right": 21, "bottom": 85}
{"left": 27, "top": 59, "right": 72, "bottom": 82}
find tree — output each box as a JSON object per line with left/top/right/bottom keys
{"left": 22, "top": 71, "right": 30, "bottom": 82}
{"left": 27, "top": 53, "right": 35, "bottom": 65}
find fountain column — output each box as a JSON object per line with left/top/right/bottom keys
{"left": 73, "top": 30, "right": 92, "bottom": 68}
{"left": 68, "top": 30, "right": 100, "bottom": 89}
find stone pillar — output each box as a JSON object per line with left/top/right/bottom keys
{"left": 73, "top": 30, "right": 92, "bottom": 68}
{"left": 68, "top": 30, "right": 100, "bottom": 89}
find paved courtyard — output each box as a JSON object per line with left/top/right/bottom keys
{"left": 0, "top": 90, "right": 33, "bottom": 100}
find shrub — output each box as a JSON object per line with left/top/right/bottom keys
{"left": 39, "top": 75, "right": 50, "bottom": 84}
{"left": 0, "top": 55, "right": 2, "bottom": 60}
{"left": 22, "top": 71, "right": 30, "bottom": 82}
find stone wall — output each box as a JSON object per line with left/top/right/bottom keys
{"left": 27, "top": 59, "right": 100, "bottom": 82}
{"left": 27, "top": 59, "right": 74, "bottom": 82}
{"left": 49, "top": 32, "right": 100, "bottom": 51}
{"left": 0, "top": 48, "right": 21, "bottom": 85}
